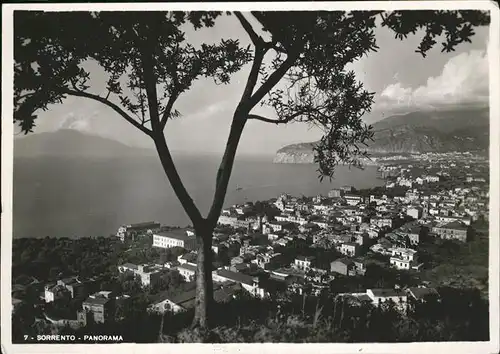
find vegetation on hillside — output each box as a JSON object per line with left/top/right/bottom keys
{"left": 419, "top": 221, "right": 489, "bottom": 296}
{"left": 12, "top": 235, "right": 185, "bottom": 285}
{"left": 13, "top": 285, "right": 488, "bottom": 343}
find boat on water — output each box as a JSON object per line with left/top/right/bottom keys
{"left": 236, "top": 186, "right": 243, "bottom": 191}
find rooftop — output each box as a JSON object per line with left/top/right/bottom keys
{"left": 369, "top": 288, "right": 407, "bottom": 298}
{"left": 215, "top": 269, "right": 255, "bottom": 286}
{"left": 343, "top": 242, "right": 358, "bottom": 247}
{"left": 441, "top": 221, "right": 468, "bottom": 230}
{"left": 180, "top": 253, "right": 197, "bottom": 261}
{"left": 149, "top": 282, "right": 197, "bottom": 305}
{"left": 352, "top": 257, "right": 366, "bottom": 264}
{"left": 270, "top": 221, "right": 294, "bottom": 226}
{"left": 151, "top": 282, "right": 239, "bottom": 309}
{"left": 214, "top": 283, "right": 242, "bottom": 303}
{"left": 392, "top": 247, "right": 417, "bottom": 254}
{"left": 177, "top": 263, "right": 197, "bottom": 272}
{"left": 296, "top": 255, "right": 315, "bottom": 262}
{"left": 408, "top": 227, "right": 422, "bottom": 234}
{"left": 332, "top": 258, "right": 354, "bottom": 266}
{"left": 58, "top": 277, "right": 79, "bottom": 285}
{"left": 83, "top": 296, "right": 111, "bottom": 306}
{"left": 12, "top": 298, "right": 23, "bottom": 305}
{"left": 47, "top": 284, "right": 68, "bottom": 293}
{"left": 121, "top": 263, "right": 139, "bottom": 270}
{"left": 127, "top": 221, "right": 160, "bottom": 229}
{"left": 155, "top": 228, "right": 195, "bottom": 241}
{"left": 407, "top": 287, "right": 439, "bottom": 300}
{"left": 355, "top": 294, "right": 372, "bottom": 302}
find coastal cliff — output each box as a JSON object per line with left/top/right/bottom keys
{"left": 274, "top": 143, "right": 316, "bottom": 164}
{"left": 273, "top": 152, "right": 315, "bottom": 164}
{"left": 273, "top": 142, "right": 378, "bottom": 166}
{"left": 274, "top": 107, "right": 489, "bottom": 163}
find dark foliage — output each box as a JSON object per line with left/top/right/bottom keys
{"left": 158, "top": 285, "right": 488, "bottom": 343}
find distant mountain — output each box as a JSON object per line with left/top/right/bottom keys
{"left": 365, "top": 106, "right": 489, "bottom": 154}
{"left": 274, "top": 106, "right": 489, "bottom": 163}
{"left": 14, "top": 129, "right": 157, "bottom": 158}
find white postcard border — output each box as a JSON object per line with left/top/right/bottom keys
{"left": 2, "top": 1, "right": 499, "bottom": 354}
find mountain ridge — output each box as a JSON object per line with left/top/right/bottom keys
{"left": 14, "top": 129, "right": 157, "bottom": 159}
{"left": 274, "top": 106, "right": 489, "bottom": 163}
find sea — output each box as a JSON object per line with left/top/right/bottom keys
{"left": 12, "top": 155, "right": 383, "bottom": 239}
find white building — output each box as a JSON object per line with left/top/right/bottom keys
{"left": 344, "top": 194, "right": 363, "bottom": 206}
{"left": 294, "top": 256, "right": 315, "bottom": 271}
{"left": 116, "top": 221, "right": 161, "bottom": 242}
{"left": 370, "top": 217, "right": 394, "bottom": 229}
{"left": 44, "top": 284, "right": 70, "bottom": 303}
{"left": 153, "top": 229, "right": 197, "bottom": 251}
{"left": 340, "top": 243, "right": 359, "bottom": 257}
{"left": 235, "top": 205, "right": 253, "bottom": 215}
{"left": 177, "top": 252, "right": 197, "bottom": 266}
{"left": 425, "top": 175, "right": 440, "bottom": 183}
{"left": 217, "top": 215, "right": 253, "bottom": 229}
{"left": 212, "top": 269, "right": 266, "bottom": 298}
{"left": 328, "top": 189, "right": 343, "bottom": 198}
{"left": 407, "top": 207, "right": 423, "bottom": 219}
{"left": 390, "top": 248, "right": 418, "bottom": 270}
{"left": 117, "top": 263, "right": 165, "bottom": 287}
{"left": 366, "top": 288, "right": 408, "bottom": 311}
{"left": 177, "top": 263, "right": 197, "bottom": 282}
{"left": 312, "top": 220, "right": 329, "bottom": 229}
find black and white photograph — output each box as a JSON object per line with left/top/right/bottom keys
{"left": 1, "top": 1, "right": 499, "bottom": 353}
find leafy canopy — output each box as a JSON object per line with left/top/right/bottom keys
{"left": 14, "top": 11, "right": 251, "bottom": 134}
{"left": 14, "top": 10, "right": 490, "bottom": 181}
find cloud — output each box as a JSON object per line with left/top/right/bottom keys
{"left": 66, "top": 119, "right": 90, "bottom": 131}
{"left": 182, "top": 99, "right": 235, "bottom": 121}
{"left": 58, "top": 109, "right": 101, "bottom": 132}
{"left": 378, "top": 49, "right": 489, "bottom": 109}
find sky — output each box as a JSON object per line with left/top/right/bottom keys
{"left": 20, "top": 12, "right": 490, "bottom": 155}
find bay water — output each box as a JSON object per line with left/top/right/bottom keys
{"left": 13, "top": 155, "right": 383, "bottom": 239}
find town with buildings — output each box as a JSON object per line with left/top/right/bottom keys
{"left": 11, "top": 151, "right": 489, "bottom": 339}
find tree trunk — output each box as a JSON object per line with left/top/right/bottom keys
{"left": 192, "top": 227, "right": 214, "bottom": 330}
{"left": 332, "top": 297, "right": 338, "bottom": 329}
{"left": 153, "top": 107, "right": 247, "bottom": 333}
{"left": 339, "top": 298, "right": 345, "bottom": 329}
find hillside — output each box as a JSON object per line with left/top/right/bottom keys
{"left": 274, "top": 106, "right": 489, "bottom": 163}
{"left": 14, "top": 129, "right": 156, "bottom": 159}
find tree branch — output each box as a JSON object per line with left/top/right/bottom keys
{"left": 138, "top": 31, "right": 205, "bottom": 227}
{"left": 158, "top": 39, "right": 182, "bottom": 130}
{"left": 16, "top": 92, "right": 36, "bottom": 101}
{"left": 160, "top": 92, "right": 179, "bottom": 129}
{"left": 140, "top": 51, "right": 162, "bottom": 132}
{"left": 61, "top": 88, "right": 153, "bottom": 137}
{"left": 248, "top": 112, "right": 303, "bottom": 124}
{"left": 234, "top": 12, "right": 264, "bottom": 47}
{"left": 266, "top": 42, "right": 287, "bottom": 54}
{"left": 238, "top": 11, "right": 284, "bottom": 54}
{"left": 251, "top": 12, "right": 290, "bottom": 50}
{"left": 247, "top": 53, "right": 298, "bottom": 109}
{"left": 240, "top": 47, "right": 265, "bottom": 104}
{"left": 153, "top": 134, "right": 205, "bottom": 226}
{"left": 206, "top": 117, "right": 246, "bottom": 229}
